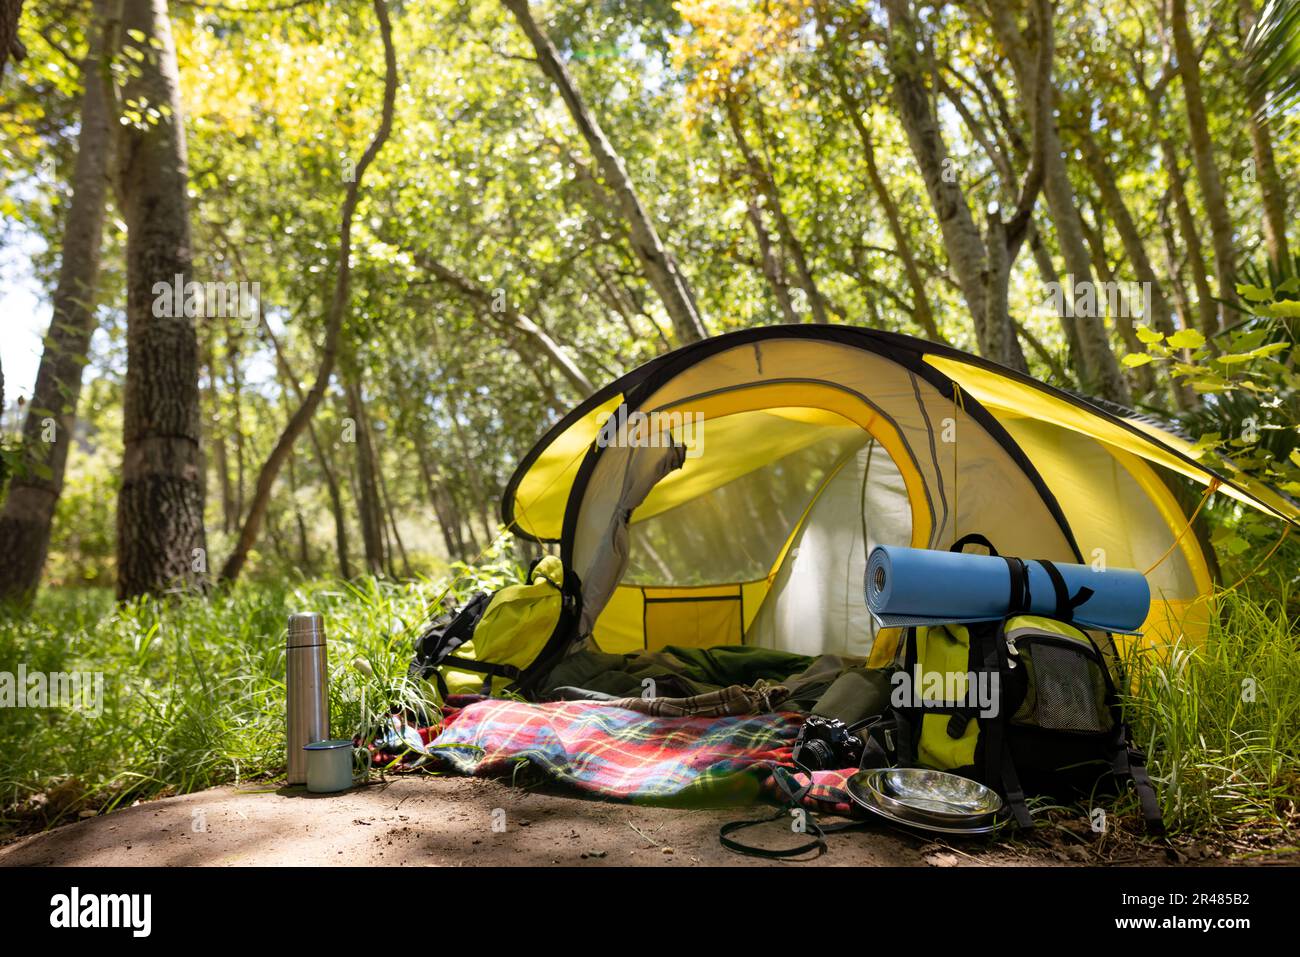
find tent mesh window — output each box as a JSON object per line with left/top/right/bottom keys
{"left": 623, "top": 420, "right": 869, "bottom": 586}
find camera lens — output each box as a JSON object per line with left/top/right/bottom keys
{"left": 801, "top": 738, "right": 835, "bottom": 771}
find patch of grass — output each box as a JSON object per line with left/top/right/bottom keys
{"left": 1122, "top": 585, "right": 1300, "bottom": 839}
{"left": 0, "top": 542, "right": 524, "bottom": 833}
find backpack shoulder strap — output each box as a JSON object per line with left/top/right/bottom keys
{"left": 977, "top": 619, "right": 1034, "bottom": 829}
{"left": 412, "top": 591, "right": 490, "bottom": 676}
{"left": 892, "top": 626, "right": 921, "bottom": 763}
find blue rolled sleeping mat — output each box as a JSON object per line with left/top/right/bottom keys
{"left": 865, "top": 544, "right": 1151, "bottom": 634}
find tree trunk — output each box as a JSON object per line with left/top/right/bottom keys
{"left": 1026, "top": 221, "right": 1087, "bottom": 366}
{"left": 204, "top": 327, "right": 238, "bottom": 534}
{"left": 0, "top": 0, "right": 111, "bottom": 603}
{"left": 724, "top": 95, "right": 829, "bottom": 323}
{"left": 219, "top": 0, "right": 397, "bottom": 584}
{"left": 376, "top": 455, "right": 411, "bottom": 578}
{"left": 502, "top": 0, "right": 707, "bottom": 343}
{"left": 746, "top": 201, "right": 801, "bottom": 324}
{"left": 1172, "top": 0, "right": 1237, "bottom": 323}
{"left": 448, "top": 479, "right": 483, "bottom": 556}
{"left": 983, "top": 217, "right": 1019, "bottom": 369}
{"left": 415, "top": 440, "right": 463, "bottom": 559}
{"left": 939, "top": 66, "right": 1082, "bottom": 365}
{"left": 443, "top": 390, "right": 497, "bottom": 546}
{"left": 818, "top": 15, "right": 940, "bottom": 340}
{"left": 1078, "top": 136, "right": 1177, "bottom": 338}
{"left": 848, "top": 110, "right": 941, "bottom": 340}
{"left": 1156, "top": 200, "right": 1205, "bottom": 409}
{"left": 1078, "top": 134, "right": 1195, "bottom": 409}
{"left": 112, "top": 0, "right": 208, "bottom": 599}
{"left": 1160, "top": 136, "right": 1219, "bottom": 336}
{"left": 265, "top": 317, "right": 353, "bottom": 578}
{"left": 227, "top": 326, "right": 246, "bottom": 521}
{"left": 884, "top": 0, "right": 1029, "bottom": 371}
{"left": 322, "top": 436, "right": 353, "bottom": 578}
{"left": 1080, "top": 206, "right": 1157, "bottom": 398}
{"left": 1041, "top": 129, "right": 1130, "bottom": 400}
{"left": 985, "top": 0, "right": 1129, "bottom": 404}
{"left": 285, "top": 442, "right": 311, "bottom": 572}
{"left": 884, "top": 0, "right": 991, "bottom": 346}
{"left": 345, "top": 375, "right": 385, "bottom": 576}
{"left": 0, "top": 0, "right": 24, "bottom": 77}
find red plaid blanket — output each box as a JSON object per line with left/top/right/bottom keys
{"left": 418, "top": 698, "right": 863, "bottom": 810}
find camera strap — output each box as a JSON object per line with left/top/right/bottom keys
{"left": 719, "top": 767, "right": 869, "bottom": 860}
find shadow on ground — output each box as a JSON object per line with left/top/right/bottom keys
{"left": 0, "top": 775, "right": 1266, "bottom": 867}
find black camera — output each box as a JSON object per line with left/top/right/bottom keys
{"left": 792, "top": 715, "right": 866, "bottom": 772}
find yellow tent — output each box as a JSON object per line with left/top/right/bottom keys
{"left": 502, "top": 326, "right": 1297, "bottom": 663}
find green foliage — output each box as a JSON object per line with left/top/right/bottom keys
{"left": 1124, "top": 586, "right": 1300, "bottom": 836}
{"left": 1245, "top": 0, "right": 1300, "bottom": 120}
{"left": 1127, "top": 279, "right": 1300, "bottom": 502}
{"left": 0, "top": 563, "right": 525, "bottom": 832}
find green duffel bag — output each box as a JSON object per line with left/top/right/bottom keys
{"left": 412, "top": 556, "right": 582, "bottom": 699}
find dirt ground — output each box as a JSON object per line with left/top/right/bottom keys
{"left": 4, "top": 774, "right": 1277, "bottom": 867}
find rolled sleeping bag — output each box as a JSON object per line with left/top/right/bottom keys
{"left": 865, "top": 544, "right": 1151, "bottom": 634}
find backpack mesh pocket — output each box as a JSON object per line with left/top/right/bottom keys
{"left": 1013, "top": 641, "right": 1113, "bottom": 734}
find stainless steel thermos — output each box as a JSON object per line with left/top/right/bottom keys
{"left": 286, "top": 612, "right": 330, "bottom": 785}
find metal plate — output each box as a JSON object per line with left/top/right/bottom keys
{"left": 846, "top": 770, "right": 1004, "bottom": 836}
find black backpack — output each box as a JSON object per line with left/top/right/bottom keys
{"left": 893, "top": 537, "right": 1163, "bottom": 834}
{"left": 408, "top": 556, "right": 583, "bottom": 699}
{"left": 409, "top": 591, "right": 492, "bottom": 691}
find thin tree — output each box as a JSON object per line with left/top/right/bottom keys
{"left": 264, "top": 320, "right": 354, "bottom": 578}
{"left": 984, "top": 0, "right": 1130, "bottom": 404}
{"left": 0, "top": 0, "right": 24, "bottom": 77}
{"left": 219, "top": 0, "right": 397, "bottom": 584}
{"left": 724, "top": 94, "right": 830, "bottom": 323}
{"left": 0, "top": 0, "right": 112, "bottom": 602}
{"left": 883, "top": 0, "right": 1051, "bottom": 371}
{"left": 1239, "top": 0, "right": 1292, "bottom": 276}
{"left": 343, "top": 370, "right": 385, "bottom": 576}
{"left": 502, "top": 0, "right": 707, "bottom": 344}
{"left": 1171, "top": 0, "right": 1238, "bottom": 323}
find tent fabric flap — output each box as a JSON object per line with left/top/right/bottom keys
{"left": 926, "top": 354, "right": 1300, "bottom": 525}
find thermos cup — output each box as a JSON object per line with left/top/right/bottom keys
{"left": 286, "top": 612, "right": 329, "bottom": 785}
{"left": 304, "top": 740, "right": 372, "bottom": 793}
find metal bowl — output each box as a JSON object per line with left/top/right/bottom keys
{"left": 846, "top": 769, "right": 1004, "bottom": 834}
{"left": 847, "top": 772, "right": 1003, "bottom": 836}
{"left": 875, "top": 767, "right": 1004, "bottom": 819}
